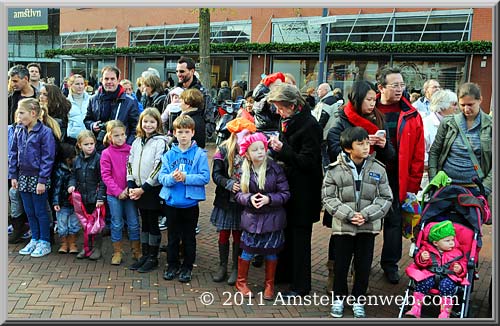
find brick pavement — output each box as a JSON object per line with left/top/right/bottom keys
{"left": 7, "top": 143, "right": 493, "bottom": 320}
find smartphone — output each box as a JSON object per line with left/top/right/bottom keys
{"left": 375, "top": 130, "right": 386, "bottom": 137}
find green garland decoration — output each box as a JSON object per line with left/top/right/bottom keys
{"left": 45, "top": 41, "right": 492, "bottom": 58}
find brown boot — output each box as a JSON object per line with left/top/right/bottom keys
{"left": 235, "top": 257, "right": 253, "bottom": 297}
{"left": 326, "top": 260, "right": 334, "bottom": 294}
{"left": 263, "top": 259, "right": 278, "bottom": 300}
{"left": 111, "top": 241, "right": 123, "bottom": 265}
{"left": 58, "top": 236, "right": 69, "bottom": 254}
{"left": 131, "top": 240, "right": 141, "bottom": 260}
{"left": 67, "top": 234, "right": 79, "bottom": 254}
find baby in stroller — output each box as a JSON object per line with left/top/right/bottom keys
{"left": 405, "top": 220, "right": 469, "bottom": 318}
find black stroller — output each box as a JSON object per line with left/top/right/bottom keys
{"left": 398, "top": 184, "right": 489, "bottom": 318}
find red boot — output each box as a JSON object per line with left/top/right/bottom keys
{"left": 263, "top": 259, "right": 278, "bottom": 300}
{"left": 405, "top": 292, "right": 424, "bottom": 318}
{"left": 235, "top": 257, "right": 253, "bottom": 297}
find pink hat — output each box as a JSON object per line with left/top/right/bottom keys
{"left": 238, "top": 132, "right": 268, "bottom": 156}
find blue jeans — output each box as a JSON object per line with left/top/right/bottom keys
{"left": 9, "top": 187, "right": 24, "bottom": 218}
{"left": 107, "top": 195, "right": 140, "bottom": 242}
{"left": 19, "top": 191, "right": 51, "bottom": 242}
{"left": 56, "top": 206, "right": 81, "bottom": 236}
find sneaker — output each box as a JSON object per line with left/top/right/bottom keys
{"left": 158, "top": 216, "right": 168, "bottom": 231}
{"left": 22, "top": 229, "right": 32, "bottom": 239}
{"left": 8, "top": 224, "right": 13, "bottom": 235}
{"left": 195, "top": 225, "right": 200, "bottom": 235}
{"left": 178, "top": 268, "right": 192, "bottom": 283}
{"left": 19, "top": 239, "right": 38, "bottom": 255}
{"left": 352, "top": 303, "right": 366, "bottom": 318}
{"left": 330, "top": 300, "right": 344, "bottom": 318}
{"left": 163, "top": 266, "right": 180, "bottom": 280}
{"left": 31, "top": 240, "right": 52, "bottom": 258}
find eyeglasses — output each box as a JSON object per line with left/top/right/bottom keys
{"left": 386, "top": 83, "right": 406, "bottom": 89}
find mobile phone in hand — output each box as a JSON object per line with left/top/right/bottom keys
{"left": 375, "top": 130, "right": 386, "bottom": 137}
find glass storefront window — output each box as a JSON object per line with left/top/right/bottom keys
{"left": 131, "top": 58, "right": 166, "bottom": 85}
{"left": 326, "top": 58, "right": 389, "bottom": 96}
{"left": 273, "top": 58, "right": 319, "bottom": 92}
{"left": 394, "top": 59, "right": 466, "bottom": 93}
{"left": 272, "top": 19, "right": 321, "bottom": 43}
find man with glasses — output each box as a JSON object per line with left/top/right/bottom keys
{"left": 376, "top": 66, "right": 424, "bottom": 284}
{"left": 8, "top": 65, "right": 37, "bottom": 125}
{"left": 412, "top": 79, "right": 441, "bottom": 117}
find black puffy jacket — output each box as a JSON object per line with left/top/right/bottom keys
{"left": 252, "top": 83, "right": 280, "bottom": 132}
{"left": 68, "top": 150, "right": 106, "bottom": 205}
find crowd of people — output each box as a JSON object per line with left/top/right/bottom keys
{"left": 7, "top": 58, "right": 492, "bottom": 318}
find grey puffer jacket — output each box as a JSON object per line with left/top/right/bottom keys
{"left": 322, "top": 152, "right": 393, "bottom": 236}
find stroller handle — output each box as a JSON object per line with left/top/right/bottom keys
{"left": 472, "top": 177, "right": 485, "bottom": 196}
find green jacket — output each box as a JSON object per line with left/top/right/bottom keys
{"left": 428, "top": 111, "right": 492, "bottom": 193}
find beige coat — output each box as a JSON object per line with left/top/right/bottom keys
{"left": 322, "top": 153, "right": 393, "bottom": 236}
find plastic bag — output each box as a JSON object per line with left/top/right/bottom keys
{"left": 401, "top": 192, "right": 421, "bottom": 239}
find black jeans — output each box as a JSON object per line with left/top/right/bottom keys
{"left": 164, "top": 204, "right": 199, "bottom": 271}
{"left": 380, "top": 175, "right": 402, "bottom": 273}
{"left": 332, "top": 233, "right": 376, "bottom": 298}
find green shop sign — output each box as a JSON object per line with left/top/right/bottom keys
{"left": 8, "top": 8, "right": 49, "bottom": 31}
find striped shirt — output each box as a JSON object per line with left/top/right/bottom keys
{"left": 442, "top": 114, "right": 481, "bottom": 184}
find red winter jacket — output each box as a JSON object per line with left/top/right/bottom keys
{"left": 377, "top": 93, "right": 424, "bottom": 202}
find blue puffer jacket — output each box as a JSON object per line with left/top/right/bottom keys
{"left": 8, "top": 121, "right": 56, "bottom": 184}
{"left": 84, "top": 85, "right": 139, "bottom": 145}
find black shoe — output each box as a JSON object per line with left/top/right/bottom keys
{"left": 138, "top": 257, "right": 159, "bottom": 273}
{"left": 163, "top": 266, "right": 180, "bottom": 280}
{"left": 252, "top": 254, "right": 264, "bottom": 268}
{"left": 178, "top": 268, "right": 192, "bottom": 283}
{"left": 129, "top": 255, "right": 148, "bottom": 271}
{"left": 159, "top": 244, "right": 168, "bottom": 253}
{"left": 384, "top": 270, "right": 400, "bottom": 284}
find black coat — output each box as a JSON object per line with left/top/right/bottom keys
{"left": 272, "top": 105, "right": 323, "bottom": 226}
{"left": 52, "top": 163, "right": 72, "bottom": 208}
{"left": 326, "top": 109, "right": 395, "bottom": 164}
{"left": 252, "top": 83, "right": 280, "bottom": 132}
{"left": 68, "top": 150, "right": 106, "bottom": 205}
{"left": 211, "top": 145, "right": 243, "bottom": 211}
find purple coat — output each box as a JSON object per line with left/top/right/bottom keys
{"left": 235, "top": 159, "right": 290, "bottom": 234}
{"left": 8, "top": 121, "right": 56, "bottom": 184}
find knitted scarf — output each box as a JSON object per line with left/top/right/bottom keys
{"left": 343, "top": 101, "right": 379, "bottom": 135}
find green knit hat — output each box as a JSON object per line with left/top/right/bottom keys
{"left": 428, "top": 220, "right": 456, "bottom": 242}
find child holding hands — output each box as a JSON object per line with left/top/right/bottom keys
{"left": 234, "top": 132, "right": 290, "bottom": 300}
{"left": 127, "top": 108, "right": 169, "bottom": 273}
{"left": 159, "top": 115, "right": 210, "bottom": 283}
{"left": 322, "top": 127, "right": 393, "bottom": 318}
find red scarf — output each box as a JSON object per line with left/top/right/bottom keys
{"left": 344, "top": 101, "right": 380, "bottom": 154}
{"left": 344, "top": 102, "right": 379, "bottom": 135}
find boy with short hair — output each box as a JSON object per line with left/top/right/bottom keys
{"left": 322, "top": 126, "right": 393, "bottom": 318}
{"left": 158, "top": 115, "right": 210, "bottom": 283}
